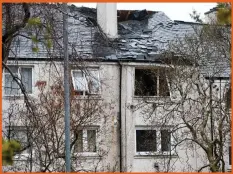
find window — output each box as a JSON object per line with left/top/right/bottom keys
{"left": 7, "top": 126, "right": 30, "bottom": 154}
{"left": 71, "top": 68, "right": 100, "bottom": 95}
{"left": 136, "top": 130, "right": 157, "bottom": 152}
{"left": 74, "top": 128, "right": 97, "bottom": 153}
{"left": 71, "top": 71, "right": 88, "bottom": 93}
{"left": 136, "top": 128, "right": 172, "bottom": 154}
{"left": 4, "top": 65, "right": 33, "bottom": 95}
{"left": 135, "top": 68, "right": 170, "bottom": 97}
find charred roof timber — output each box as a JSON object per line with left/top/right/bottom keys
{"left": 71, "top": 5, "right": 156, "bottom": 23}
{"left": 117, "top": 10, "right": 156, "bottom": 22}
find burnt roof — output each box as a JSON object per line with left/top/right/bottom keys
{"left": 7, "top": 4, "right": 231, "bottom": 78}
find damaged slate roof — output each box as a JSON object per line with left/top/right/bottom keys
{"left": 8, "top": 4, "right": 230, "bottom": 78}
{"left": 8, "top": 5, "right": 197, "bottom": 60}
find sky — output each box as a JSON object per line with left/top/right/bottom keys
{"left": 73, "top": 3, "right": 217, "bottom": 22}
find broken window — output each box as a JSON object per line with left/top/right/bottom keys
{"left": 74, "top": 128, "right": 97, "bottom": 153}
{"left": 134, "top": 68, "right": 170, "bottom": 97}
{"left": 71, "top": 69, "right": 100, "bottom": 95}
{"left": 136, "top": 130, "right": 157, "bottom": 152}
{"left": 4, "top": 66, "right": 33, "bottom": 95}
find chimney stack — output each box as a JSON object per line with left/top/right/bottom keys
{"left": 97, "top": 3, "right": 118, "bottom": 39}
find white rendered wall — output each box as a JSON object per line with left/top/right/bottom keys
{"left": 2, "top": 61, "right": 230, "bottom": 172}
{"left": 2, "top": 61, "right": 121, "bottom": 172}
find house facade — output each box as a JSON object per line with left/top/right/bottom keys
{"left": 2, "top": 3, "right": 231, "bottom": 172}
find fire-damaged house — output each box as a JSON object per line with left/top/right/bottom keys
{"left": 2, "top": 3, "right": 231, "bottom": 172}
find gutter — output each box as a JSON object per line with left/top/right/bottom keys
{"left": 8, "top": 57, "right": 162, "bottom": 64}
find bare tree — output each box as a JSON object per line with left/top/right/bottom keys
{"left": 3, "top": 68, "right": 119, "bottom": 172}
{"left": 133, "top": 23, "right": 231, "bottom": 172}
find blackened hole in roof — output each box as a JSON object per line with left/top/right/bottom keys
{"left": 118, "top": 20, "right": 149, "bottom": 35}
{"left": 117, "top": 9, "right": 156, "bottom": 22}
{"left": 128, "top": 9, "right": 149, "bottom": 21}
{"left": 69, "top": 5, "right": 97, "bottom": 19}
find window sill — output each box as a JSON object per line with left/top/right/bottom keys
{"left": 134, "top": 152, "right": 177, "bottom": 159}
{"left": 72, "top": 94, "right": 103, "bottom": 100}
{"left": 14, "top": 153, "right": 30, "bottom": 161}
{"left": 72, "top": 152, "right": 101, "bottom": 159}
{"left": 133, "top": 96, "right": 171, "bottom": 103}
{"left": 3, "top": 94, "right": 34, "bottom": 100}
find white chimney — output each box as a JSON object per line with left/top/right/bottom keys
{"left": 204, "top": 8, "right": 218, "bottom": 24}
{"left": 97, "top": 3, "right": 118, "bottom": 39}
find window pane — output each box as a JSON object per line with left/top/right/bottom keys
{"left": 87, "top": 70, "right": 100, "bottom": 94}
{"left": 159, "top": 69, "right": 170, "bottom": 96}
{"left": 161, "top": 130, "right": 171, "bottom": 152}
{"left": 6, "top": 66, "right": 18, "bottom": 74}
{"left": 73, "top": 71, "right": 83, "bottom": 78}
{"left": 136, "top": 130, "right": 157, "bottom": 152}
{"left": 75, "top": 130, "right": 83, "bottom": 152}
{"left": 87, "top": 130, "right": 96, "bottom": 152}
{"left": 4, "top": 74, "right": 20, "bottom": 95}
{"left": 135, "top": 69, "right": 157, "bottom": 96}
{"left": 21, "top": 68, "right": 32, "bottom": 93}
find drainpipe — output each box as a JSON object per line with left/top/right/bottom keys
{"left": 118, "top": 61, "right": 122, "bottom": 172}
{"left": 209, "top": 77, "right": 214, "bottom": 156}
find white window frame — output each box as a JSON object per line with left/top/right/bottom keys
{"left": 134, "top": 68, "right": 171, "bottom": 97}
{"left": 3, "top": 65, "right": 34, "bottom": 96}
{"left": 71, "top": 68, "right": 101, "bottom": 96}
{"left": 135, "top": 126, "right": 175, "bottom": 156}
{"left": 71, "top": 70, "right": 88, "bottom": 93}
{"left": 74, "top": 126, "right": 99, "bottom": 156}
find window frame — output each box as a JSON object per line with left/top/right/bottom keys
{"left": 71, "top": 69, "right": 88, "bottom": 94}
{"left": 5, "top": 125, "right": 32, "bottom": 161}
{"left": 3, "top": 65, "right": 34, "bottom": 96}
{"left": 73, "top": 126, "right": 99, "bottom": 156}
{"left": 71, "top": 68, "right": 101, "bottom": 96}
{"left": 135, "top": 126, "right": 174, "bottom": 156}
{"left": 134, "top": 67, "right": 171, "bottom": 97}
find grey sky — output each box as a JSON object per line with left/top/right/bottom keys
{"left": 73, "top": 3, "right": 217, "bottom": 22}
